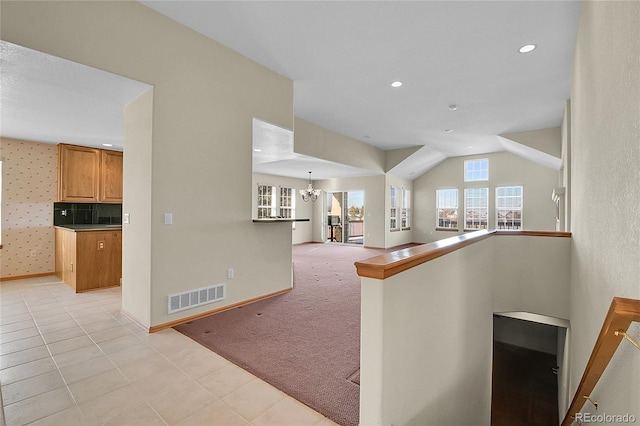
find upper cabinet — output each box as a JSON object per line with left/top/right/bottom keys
{"left": 57, "top": 143, "right": 123, "bottom": 203}
{"left": 100, "top": 150, "right": 124, "bottom": 203}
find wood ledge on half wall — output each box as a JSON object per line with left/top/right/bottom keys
{"left": 354, "top": 229, "right": 572, "bottom": 280}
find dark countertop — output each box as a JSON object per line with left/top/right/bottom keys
{"left": 252, "top": 218, "right": 310, "bottom": 223}
{"left": 55, "top": 224, "right": 123, "bottom": 232}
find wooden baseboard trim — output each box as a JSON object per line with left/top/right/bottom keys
{"left": 77, "top": 284, "right": 121, "bottom": 293}
{"left": 148, "top": 287, "right": 293, "bottom": 333}
{"left": 0, "top": 272, "right": 56, "bottom": 282}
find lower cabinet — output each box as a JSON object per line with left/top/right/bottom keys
{"left": 55, "top": 228, "right": 122, "bottom": 292}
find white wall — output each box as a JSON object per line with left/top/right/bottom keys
{"left": 567, "top": 0, "right": 640, "bottom": 419}
{"left": 414, "top": 150, "right": 559, "bottom": 243}
{"left": 2, "top": 1, "right": 295, "bottom": 328}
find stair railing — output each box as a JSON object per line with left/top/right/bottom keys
{"left": 561, "top": 297, "right": 640, "bottom": 425}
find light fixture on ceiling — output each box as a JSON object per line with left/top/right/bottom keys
{"left": 299, "top": 171, "right": 321, "bottom": 202}
{"left": 519, "top": 44, "right": 536, "bottom": 53}
{"left": 391, "top": 81, "right": 403, "bottom": 88}
{"left": 448, "top": 104, "right": 457, "bottom": 111}
{"left": 253, "top": 148, "right": 262, "bottom": 152}
{"left": 444, "top": 129, "right": 454, "bottom": 133}
{"left": 102, "top": 143, "right": 113, "bottom": 147}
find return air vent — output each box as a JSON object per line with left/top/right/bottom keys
{"left": 168, "top": 283, "right": 225, "bottom": 314}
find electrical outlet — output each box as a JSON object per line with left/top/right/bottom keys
{"left": 98, "top": 241, "right": 105, "bottom": 251}
{"left": 227, "top": 268, "right": 234, "bottom": 279}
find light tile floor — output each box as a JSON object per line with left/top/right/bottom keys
{"left": 0, "top": 276, "right": 338, "bottom": 426}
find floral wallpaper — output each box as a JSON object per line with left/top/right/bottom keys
{"left": 1, "top": 138, "right": 57, "bottom": 278}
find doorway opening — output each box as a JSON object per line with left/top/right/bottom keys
{"left": 491, "top": 312, "right": 570, "bottom": 426}
{"left": 326, "top": 190, "right": 365, "bottom": 245}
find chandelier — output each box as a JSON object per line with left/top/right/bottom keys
{"left": 299, "top": 171, "right": 321, "bottom": 202}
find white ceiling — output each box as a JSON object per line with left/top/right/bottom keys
{"left": 0, "top": 41, "right": 151, "bottom": 151}
{"left": 0, "top": 1, "right": 580, "bottom": 180}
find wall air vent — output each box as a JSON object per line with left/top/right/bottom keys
{"left": 168, "top": 283, "right": 226, "bottom": 314}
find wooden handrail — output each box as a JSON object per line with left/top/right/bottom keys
{"left": 354, "top": 229, "right": 571, "bottom": 279}
{"left": 561, "top": 297, "right": 640, "bottom": 425}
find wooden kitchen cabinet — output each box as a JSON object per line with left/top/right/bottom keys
{"left": 57, "top": 143, "right": 123, "bottom": 203}
{"left": 57, "top": 144, "right": 101, "bottom": 202}
{"left": 100, "top": 150, "right": 123, "bottom": 202}
{"left": 55, "top": 227, "right": 122, "bottom": 292}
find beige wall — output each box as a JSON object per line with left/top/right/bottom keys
{"left": 413, "top": 151, "right": 558, "bottom": 243}
{"left": 1, "top": 1, "right": 294, "bottom": 328}
{"left": 567, "top": 0, "right": 640, "bottom": 419}
{"left": 361, "top": 239, "right": 494, "bottom": 425}
{"left": 315, "top": 175, "right": 388, "bottom": 248}
{"left": 501, "top": 126, "right": 562, "bottom": 158}
{"left": 385, "top": 174, "right": 414, "bottom": 248}
{"left": 121, "top": 89, "right": 153, "bottom": 325}
{"left": 294, "top": 117, "right": 385, "bottom": 174}
{"left": 360, "top": 233, "right": 571, "bottom": 425}
{"left": 0, "top": 138, "right": 56, "bottom": 278}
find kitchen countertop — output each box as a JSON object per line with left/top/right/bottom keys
{"left": 55, "top": 224, "right": 123, "bottom": 232}
{"left": 252, "top": 218, "right": 310, "bottom": 223}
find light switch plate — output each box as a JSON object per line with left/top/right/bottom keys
{"left": 164, "top": 213, "right": 173, "bottom": 225}
{"left": 123, "top": 213, "right": 130, "bottom": 224}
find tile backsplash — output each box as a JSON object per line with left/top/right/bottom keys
{"left": 54, "top": 203, "right": 122, "bottom": 226}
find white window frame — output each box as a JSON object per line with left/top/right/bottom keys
{"left": 401, "top": 187, "right": 411, "bottom": 230}
{"left": 279, "top": 186, "right": 295, "bottom": 219}
{"left": 257, "top": 183, "right": 276, "bottom": 219}
{"left": 436, "top": 188, "right": 459, "bottom": 229}
{"left": 496, "top": 186, "right": 523, "bottom": 230}
{"left": 464, "top": 158, "right": 489, "bottom": 182}
{"left": 390, "top": 186, "right": 399, "bottom": 231}
{"left": 464, "top": 187, "right": 489, "bottom": 230}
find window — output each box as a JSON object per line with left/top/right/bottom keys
{"left": 496, "top": 186, "right": 523, "bottom": 229}
{"left": 464, "top": 187, "right": 488, "bottom": 230}
{"left": 390, "top": 186, "right": 399, "bottom": 231}
{"left": 436, "top": 189, "right": 458, "bottom": 229}
{"left": 401, "top": 188, "right": 411, "bottom": 230}
{"left": 279, "top": 186, "right": 295, "bottom": 219}
{"left": 464, "top": 158, "right": 489, "bottom": 182}
{"left": 257, "top": 184, "right": 276, "bottom": 219}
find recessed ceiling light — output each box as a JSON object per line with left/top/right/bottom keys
{"left": 444, "top": 129, "right": 454, "bottom": 133}
{"left": 102, "top": 143, "right": 113, "bottom": 147}
{"left": 391, "top": 81, "right": 403, "bottom": 88}
{"left": 448, "top": 104, "right": 457, "bottom": 111}
{"left": 253, "top": 148, "right": 262, "bottom": 152}
{"left": 518, "top": 44, "right": 536, "bottom": 53}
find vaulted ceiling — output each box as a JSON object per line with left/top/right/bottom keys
{"left": 1, "top": 1, "right": 580, "bottom": 180}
